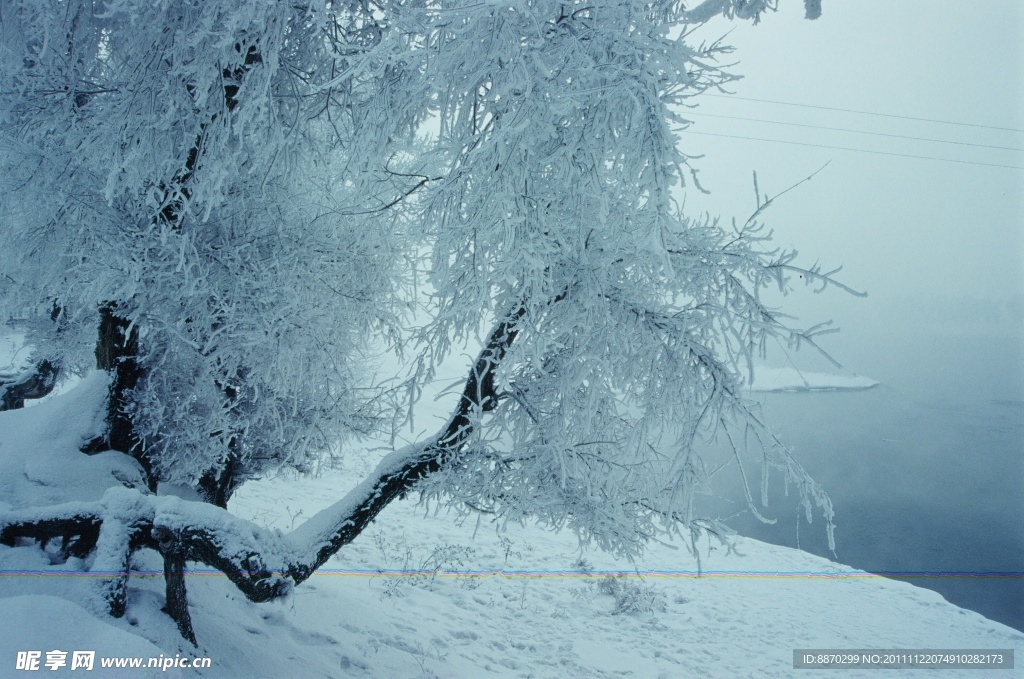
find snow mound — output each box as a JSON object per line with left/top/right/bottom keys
{"left": 0, "top": 371, "right": 147, "bottom": 510}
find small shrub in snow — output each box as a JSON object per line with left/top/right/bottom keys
{"left": 372, "top": 533, "right": 478, "bottom": 597}
{"left": 569, "top": 559, "right": 666, "bottom": 616}
{"left": 597, "top": 577, "right": 668, "bottom": 616}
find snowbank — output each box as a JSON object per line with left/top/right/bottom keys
{"left": 746, "top": 366, "right": 879, "bottom": 393}
{"left": 0, "top": 371, "right": 147, "bottom": 510}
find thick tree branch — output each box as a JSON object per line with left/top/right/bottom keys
{"left": 0, "top": 360, "right": 61, "bottom": 411}
{"left": 0, "top": 303, "right": 530, "bottom": 640}
{"left": 283, "top": 302, "right": 527, "bottom": 580}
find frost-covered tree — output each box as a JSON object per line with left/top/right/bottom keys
{"left": 0, "top": 0, "right": 410, "bottom": 503}
{"left": 0, "top": 0, "right": 845, "bottom": 643}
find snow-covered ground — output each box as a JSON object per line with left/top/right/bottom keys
{"left": 1, "top": 373, "right": 1020, "bottom": 678}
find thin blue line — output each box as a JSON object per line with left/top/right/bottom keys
{"left": 1, "top": 569, "right": 1021, "bottom": 579}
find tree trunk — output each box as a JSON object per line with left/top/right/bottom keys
{"left": 197, "top": 450, "right": 241, "bottom": 509}
{"left": 154, "top": 526, "right": 197, "bottom": 645}
{"left": 90, "top": 304, "right": 156, "bottom": 492}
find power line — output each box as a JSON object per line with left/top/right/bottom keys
{"left": 684, "top": 112, "right": 1024, "bottom": 153}
{"left": 685, "top": 131, "right": 1024, "bottom": 170}
{"left": 703, "top": 93, "right": 1024, "bottom": 134}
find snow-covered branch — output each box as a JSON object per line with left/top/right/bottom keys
{"left": 0, "top": 360, "right": 60, "bottom": 411}
{"left": 1, "top": 305, "right": 531, "bottom": 641}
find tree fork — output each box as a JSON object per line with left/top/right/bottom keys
{"left": 181, "top": 303, "right": 531, "bottom": 599}
{"left": 197, "top": 450, "right": 241, "bottom": 509}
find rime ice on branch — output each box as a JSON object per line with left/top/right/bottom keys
{"left": 0, "top": 0, "right": 839, "bottom": 642}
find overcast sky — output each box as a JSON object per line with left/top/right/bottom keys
{"left": 677, "top": 0, "right": 1023, "bottom": 332}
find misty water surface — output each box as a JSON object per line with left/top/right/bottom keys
{"left": 709, "top": 316, "right": 1023, "bottom": 632}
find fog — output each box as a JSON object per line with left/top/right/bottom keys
{"left": 682, "top": 0, "right": 1022, "bottom": 310}
{"left": 679, "top": 1, "right": 1023, "bottom": 631}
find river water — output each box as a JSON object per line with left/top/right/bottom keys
{"left": 708, "top": 326, "right": 1023, "bottom": 632}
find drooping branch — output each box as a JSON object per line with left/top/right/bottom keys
{"left": 678, "top": 0, "right": 774, "bottom": 24}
